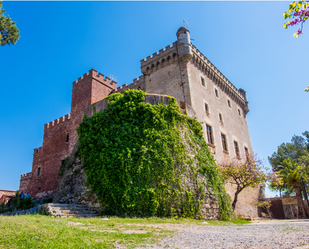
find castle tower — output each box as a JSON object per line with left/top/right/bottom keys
{"left": 19, "top": 69, "right": 117, "bottom": 199}
{"left": 176, "top": 26, "right": 193, "bottom": 63}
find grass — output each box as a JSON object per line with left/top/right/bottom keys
{"left": 0, "top": 215, "right": 250, "bottom": 248}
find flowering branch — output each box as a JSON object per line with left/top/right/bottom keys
{"left": 283, "top": 1, "right": 309, "bottom": 37}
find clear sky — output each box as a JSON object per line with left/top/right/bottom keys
{"left": 1, "top": 1, "right": 308, "bottom": 198}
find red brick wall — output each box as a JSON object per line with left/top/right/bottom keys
{"left": 19, "top": 69, "right": 117, "bottom": 199}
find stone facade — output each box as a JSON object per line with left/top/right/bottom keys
{"left": 19, "top": 27, "right": 256, "bottom": 217}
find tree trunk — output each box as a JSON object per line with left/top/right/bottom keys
{"left": 294, "top": 185, "right": 306, "bottom": 219}
{"left": 232, "top": 190, "right": 240, "bottom": 211}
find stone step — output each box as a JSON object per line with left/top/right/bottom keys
{"left": 48, "top": 204, "right": 87, "bottom": 208}
{"left": 51, "top": 207, "right": 93, "bottom": 212}
{"left": 41, "top": 203, "right": 99, "bottom": 218}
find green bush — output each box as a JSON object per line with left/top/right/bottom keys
{"left": 77, "top": 90, "right": 233, "bottom": 220}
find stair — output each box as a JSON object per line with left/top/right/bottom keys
{"left": 40, "top": 203, "right": 99, "bottom": 218}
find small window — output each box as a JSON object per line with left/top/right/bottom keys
{"left": 244, "top": 147, "right": 249, "bottom": 159}
{"left": 215, "top": 88, "right": 219, "bottom": 98}
{"left": 238, "top": 109, "right": 241, "bottom": 116}
{"left": 38, "top": 187, "right": 41, "bottom": 190}
{"left": 66, "top": 134, "right": 69, "bottom": 143}
{"left": 227, "top": 99, "right": 231, "bottom": 108}
{"left": 205, "top": 103, "right": 209, "bottom": 113}
{"left": 219, "top": 113, "right": 223, "bottom": 123}
{"left": 201, "top": 77, "right": 205, "bottom": 87}
{"left": 234, "top": 141, "right": 240, "bottom": 157}
{"left": 221, "top": 133, "right": 228, "bottom": 152}
{"left": 206, "top": 125, "right": 214, "bottom": 145}
{"left": 37, "top": 167, "right": 41, "bottom": 177}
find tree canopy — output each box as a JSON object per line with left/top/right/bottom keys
{"left": 0, "top": 1, "right": 20, "bottom": 46}
{"left": 268, "top": 131, "right": 309, "bottom": 198}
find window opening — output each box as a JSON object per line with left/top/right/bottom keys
{"left": 215, "top": 89, "right": 219, "bottom": 98}
{"left": 244, "top": 147, "right": 249, "bottom": 159}
{"left": 206, "top": 125, "right": 213, "bottom": 145}
{"left": 238, "top": 109, "right": 241, "bottom": 116}
{"left": 66, "top": 134, "right": 69, "bottom": 143}
{"left": 37, "top": 167, "right": 41, "bottom": 177}
{"left": 221, "top": 133, "right": 228, "bottom": 152}
{"left": 234, "top": 141, "right": 240, "bottom": 157}
{"left": 227, "top": 99, "right": 231, "bottom": 108}
{"left": 201, "top": 77, "right": 205, "bottom": 87}
{"left": 219, "top": 113, "right": 223, "bottom": 123}
{"left": 205, "top": 103, "right": 209, "bottom": 113}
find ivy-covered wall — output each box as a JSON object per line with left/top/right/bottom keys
{"left": 76, "top": 90, "right": 233, "bottom": 220}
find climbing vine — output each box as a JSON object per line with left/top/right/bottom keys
{"left": 77, "top": 89, "right": 233, "bottom": 220}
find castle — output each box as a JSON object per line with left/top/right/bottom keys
{"left": 19, "top": 27, "right": 257, "bottom": 217}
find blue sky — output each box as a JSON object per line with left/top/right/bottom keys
{"left": 1, "top": 1, "right": 308, "bottom": 198}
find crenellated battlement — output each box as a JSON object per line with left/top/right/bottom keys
{"left": 140, "top": 42, "right": 178, "bottom": 74}
{"left": 33, "top": 147, "right": 43, "bottom": 154}
{"left": 191, "top": 45, "right": 247, "bottom": 108}
{"left": 20, "top": 172, "right": 32, "bottom": 180}
{"left": 112, "top": 75, "right": 145, "bottom": 94}
{"left": 44, "top": 114, "right": 71, "bottom": 130}
{"left": 72, "top": 69, "right": 117, "bottom": 88}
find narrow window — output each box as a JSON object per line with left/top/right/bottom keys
{"left": 37, "top": 167, "right": 41, "bottom": 177}
{"left": 201, "top": 77, "right": 205, "bottom": 87}
{"left": 219, "top": 113, "right": 223, "bottom": 123}
{"left": 66, "top": 134, "right": 69, "bottom": 143}
{"left": 206, "top": 125, "right": 213, "bottom": 145}
{"left": 244, "top": 147, "right": 249, "bottom": 159}
{"left": 38, "top": 187, "right": 41, "bottom": 190}
{"left": 234, "top": 141, "right": 240, "bottom": 157}
{"left": 215, "top": 89, "right": 219, "bottom": 98}
{"left": 227, "top": 99, "right": 231, "bottom": 108}
{"left": 205, "top": 103, "right": 209, "bottom": 113}
{"left": 238, "top": 109, "right": 241, "bottom": 116}
{"left": 221, "top": 133, "right": 228, "bottom": 152}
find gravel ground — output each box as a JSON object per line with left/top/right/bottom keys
{"left": 139, "top": 220, "right": 309, "bottom": 249}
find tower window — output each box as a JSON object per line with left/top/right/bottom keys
{"left": 37, "top": 167, "right": 41, "bottom": 177}
{"left": 219, "top": 113, "right": 223, "bottom": 123}
{"left": 238, "top": 109, "right": 242, "bottom": 116}
{"left": 205, "top": 103, "right": 209, "bottom": 113}
{"left": 206, "top": 124, "right": 213, "bottom": 145}
{"left": 66, "top": 134, "right": 69, "bottom": 143}
{"left": 221, "top": 133, "right": 228, "bottom": 152}
{"left": 244, "top": 147, "right": 249, "bottom": 159}
{"left": 215, "top": 88, "right": 219, "bottom": 98}
{"left": 227, "top": 99, "right": 231, "bottom": 108}
{"left": 201, "top": 77, "right": 205, "bottom": 87}
{"left": 234, "top": 141, "right": 240, "bottom": 157}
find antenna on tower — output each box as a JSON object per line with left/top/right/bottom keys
{"left": 108, "top": 74, "right": 119, "bottom": 84}
{"left": 183, "top": 20, "right": 189, "bottom": 28}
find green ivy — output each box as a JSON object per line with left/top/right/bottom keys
{"left": 77, "top": 89, "right": 233, "bottom": 220}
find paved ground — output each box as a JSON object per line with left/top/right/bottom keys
{"left": 139, "top": 219, "right": 309, "bottom": 249}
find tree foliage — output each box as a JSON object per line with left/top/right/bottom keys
{"left": 218, "top": 154, "right": 267, "bottom": 210}
{"left": 268, "top": 131, "right": 309, "bottom": 196}
{"left": 77, "top": 90, "right": 233, "bottom": 220}
{"left": 277, "top": 158, "right": 307, "bottom": 218}
{"left": 0, "top": 1, "right": 20, "bottom": 46}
